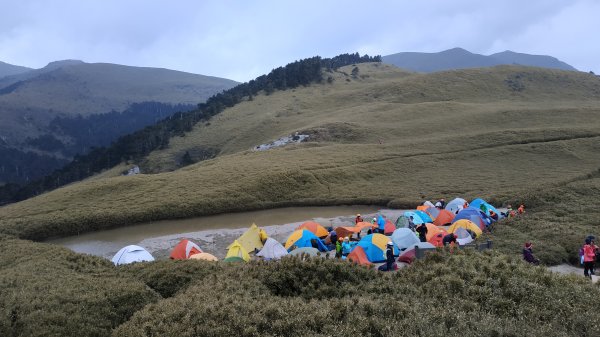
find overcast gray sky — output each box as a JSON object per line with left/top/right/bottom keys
{"left": 0, "top": 0, "right": 598, "bottom": 82}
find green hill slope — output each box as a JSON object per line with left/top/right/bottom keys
{"left": 1, "top": 64, "right": 600, "bottom": 240}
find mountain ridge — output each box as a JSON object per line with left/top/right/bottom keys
{"left": 383, "top": 47, "right": 577, "bottom": 72}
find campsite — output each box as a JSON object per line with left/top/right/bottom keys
{"left": 2, "top": 2, "right": 600, "bottom": 335}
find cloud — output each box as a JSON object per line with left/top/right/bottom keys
{"left": 0, "top": 0, "right": 597, "bottom": 81}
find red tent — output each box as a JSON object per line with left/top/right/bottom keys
{"left": 170, "top": 239, "right": 203, "bottom": 259}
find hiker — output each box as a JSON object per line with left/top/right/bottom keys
{"left": 463, "top": 201, "right": 469, "bottom": 209}
{"left": 341, "top": 237, "right": 352, "bottom": 258}
{"left": 385, "top": 241, "right": 395, "bottom": 271}
{"left": 335, "top": 238, "right": 343, "bottom": 258}
{"left": 329, "top": 229, "right": 338, "bottom": 246}
{"left": 435, "top": 200, "right": 442, "bottom": 209}
{"left": 355, "top": 214, "right": 363, "bottom": 225}
{"left": 583, "top": 238, "right": 596, "bottom": 278}
{"left": 523, "top": 242, "right": 540, "bottom": 265}
{"left": 443, "top": 233, "right": 458, "bottom": 246}
{"left": 416, "top": 223, "right": 428, "bottom": 242}
{"left": 489, "top": 210, "right": 498, "bottom": 221}
{"left": 407, "top": 216, "right": 416, "bottom": 232}
{"left": 518, "top": 204, "right": 525, "bottom": 215}
{"left": 310, "top": 238, "right": 319, "bottom": 250}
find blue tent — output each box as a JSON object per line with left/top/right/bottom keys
{"left": 469, "top": 198, "right": 500, "bottom": 220}
{"left": 453, "top": 207, "right": 492, "bottom": 229}
{"left": 414, "top": 210, "right": 433, "bottom": 223}
{"left": 355, "top": 233, "right": 399, "bottom": 263}
{"left": 285, "top": 229, "right": 329, "bottom": 252}
{"left": 403, "top": 211, "right": 425, "bottom": 225}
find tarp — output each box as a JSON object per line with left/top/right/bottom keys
{"left": 433, "top": 209, "right": 455, "bottom": 226}
{"left": 355, "top": 233, "right": 399, "bottom": 263}
{"left": 403, "top": 211, "right": 425, "bottom": 225}
{"left": 170, "top": 239, "right": 203, "bottom": 260}
{"left": 189, "top": 252, "right": 218, "bottom": 261}
{"left": 289, "top": 247, "right": 320, "bottom": 256}
{"left": 391, "top": 228, "right": 420, "bottom": 252}
{"left": 226, "top": 240, "right": 250, "bottom": 262}
{"left": 447, "top": 219, "right": 482, "bottom": 237}
{"left": 297, "top": 221, "right": 329, "bottom": 238}
{"left": 445, "top": 197, "right": 467, "bottom": 214}
{"left": 356, "top": 222, "right": 376, "bottom": 231}
{"left": 453, "top": 207, "right": 492, "bottom": 229}
{"left": 111, "top": 245, "right": 154, "bottom": 265}
{"left": 227, "top": 223, "right": 265, "bottom": 253}
{"left": 347, "top": 246, "right": 372, "bottom": 266}
{"left": 256, "top": 238, "right": 288, "bottom": 260}
{"left": 285, "top": 229, "right": 329, "bottom": 252}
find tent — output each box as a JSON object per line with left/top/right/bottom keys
{"left": 226, "top": 240, "right": 250, "bottom": 262}
{"left": 454, "top": 227, "right": 474, "bottom": 246}
{"left": 424, "top": 223, "right": 447, "bottom": 247}
{"left": 227, "top": 223, "right": 266, "bottom": 253}
{"left": 383, "top": 220, "right": 396, "bottom": 235}
{"left": 395, "top": 215, "right": 409, "bottom": 228}
{"left": 445, "top": 197, "right": 467, "bottom": 214}
{"left": 403, "top": 211, "right": 425, "bottom": 225}
{"left": 111, "top": 245, "right": 155, "bottom": 265}
{"left": 469, "top": 198, "right": 500, "bottom": 219}
{"left": 355, "top": 233, "right": 399, "bottom": 263}
{"left": 391, "top": 228, "right": 420, "bottom": 252}
{"left": 433, "top": 209, "right": 455, "bottom": 226}
{"left": 334, "top": 226, "right": 361, "bottom": 240}
{"left": 414, "top": 210, "right": 433, "bottom": 224}
{"left": 170, "top": 239, "right": 203, "bottom": 260}
{"left": 189, "top": 252, "right": 218, "bottom": 261}
{"left": 284, "top": 229, "right": 329, "bottom": 252}
{"left": 347, "top": 246, "right": 372, "bottom": 266}
{"left": 453, "top": 207, "right": 492, "bottom": 230}
{"left": 447, "top": 219, "right": 482, "bottom": 237}
{"left": 296, "top": 221, "right": 329, "bottom": 238}
{"left": 356, "top": 221, "right": 376, "bottom": 231}
{"left": 425, "top": 207, "right": 440, "bottom": 220}
{"left": 256, "top": 238, "right": 289, "bottom": 260}
{"left": 223, "top": 256, "right": 246, "bottom": 263}
{"left": 289, "top": 247, "right": 321, "bottom": 257}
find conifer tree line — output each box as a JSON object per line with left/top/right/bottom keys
{"left": 0, "top": 53, "right": 381, "bottom": 205}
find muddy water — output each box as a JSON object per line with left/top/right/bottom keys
{"left": 48, "top": 205, "right": 403, "bottom": 260}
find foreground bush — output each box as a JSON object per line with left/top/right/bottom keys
{"left": 114, "top": 252, "right": 600, "bottom": 337}
{"left": 0, "top": 236, "right": 160, "bottom": 337}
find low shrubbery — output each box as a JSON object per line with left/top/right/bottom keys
{"left": 114, "top": 252, "right": 600, "bottom": 336}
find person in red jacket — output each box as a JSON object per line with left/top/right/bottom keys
{"left": 583, "top": 238, "right": 596, "bottom": 279}
{"left": 355, "top": 214, "right": 363, "bottom": 225}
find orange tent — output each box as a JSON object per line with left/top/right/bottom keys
{"left": 425, "top": 223, "right": 447, "bottom": 247}
{"left": 433, "top": 209, "right": 455, "bottom": 226}
{"left": 297, "top": 221, "right": 329, "bottom": 238}
{"left": 355, "top": 222, "right": 376, "bottom": 231}
{"left": 347, "top": 246, "right": 372, "bottom": 266}
{"left": 170, "top": 239, "right": 202, "bottom": 260}
{"left": 416, "top": 205, "right": 429, "bottom": 212}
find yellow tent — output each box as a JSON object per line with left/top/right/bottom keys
{"left": 447, "top": 219, "right": 482, "bottom": 237}
{"left": 227, "top": 223, "right": 266, "bottom": 253}
{"left": 226, "top": 240, "right": 250, "bottom": 262}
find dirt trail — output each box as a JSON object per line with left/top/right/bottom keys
{"left": 548, "top": 264, "right": 599, "bottom": 283}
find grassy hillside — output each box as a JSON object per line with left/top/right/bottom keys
{"left": 0, "top": 64, "right": 599, "bottom": 240}
{"left": 0, "top": 61, "right": 32, "bottom": 78}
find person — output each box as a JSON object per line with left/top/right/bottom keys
{"left": 439, "top": 198, "right": 446, "bottom": 208}
{"left": 335, "top": 237, "right": 343, "bottom": 258}
{"left": 385, "top": 241, "right": 395, "bottom": 271}
{"left": 479, "top": 203, "right": 487, "bottom": 214}
{"left": 407, "top": 216, "right": 416, "bottom": 232}
{"left": 355, "top": 214, "right": 363, "bottom": 225}
{"left": 434, "top": 201, "right": 442, "bottom": 209}
{"left": 310, "top": 238, "right": 319, "bottom": 250}
{"left": 341, "top": 237, "right": 352, "bottom": 258}
{"left": 523, "top": 242, "right": 540, "bottom": 265}
{"left": 489, "top": 210, "right": 498, "bottom": 221}
{"left": 583, "top": 238, "right": 596, "bottom": 278}
{"left": 371, "top": 217, "right": 377, "bottom": 224}
{"left": 329, "top": 229, "right": 338, "bottom": 246}
{"left": 463, "top": 201, "right": 469, "bottom": 209}
{"left": 518, "top": 204, "right": 525, "bottom": 215}
{"left": 443, "top": 233, "right": 458, "bottom": 246}
{"left": 416, "top": 223, "right": 428, "bottom": 242}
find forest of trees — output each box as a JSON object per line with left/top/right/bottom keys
{"left": 0, "top": 53, "right": 381, "bottom": 205}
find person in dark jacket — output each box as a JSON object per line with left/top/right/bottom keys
{"left": 384, "top": 242, "right": 395, "bottom": 271}
{"left": 416, "top": 223, "right": 428, "bottom": 242}
{"left": 443, "top": 233, "right": 458, "bottom": 246}
{"left": 523, "top": 242, "right": 539, "bottom": 265}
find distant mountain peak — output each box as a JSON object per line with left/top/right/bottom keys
{"left": 383, "top": 48, "right": 577, "bottom": 73}
{"left": 43, "top": 60, "right": 85, "bottom": 70}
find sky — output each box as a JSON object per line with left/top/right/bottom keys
{"left": 0, "top": 0, "right": 598, "bottom": 82}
